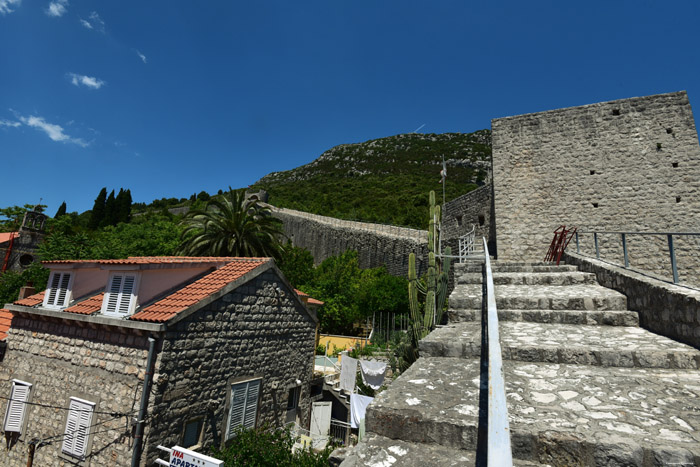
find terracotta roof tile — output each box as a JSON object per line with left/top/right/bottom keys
{"left": 64, "top": 293, "right": 105, "bottom": 315}
{"left": 42, "top": 256, "right": 268, "bottom": 265}
{"left": 0, "top": 232, "right": 18, "bottom": 244}
{"left": 295, "top": 288, "right": 309, "bottom": 297}
{"left": 0, "top": 308, "right": 12, "bottom": 340}
{"left": 130, "top": 259, "right": 269, "bottom": 322}
{"left": 307, "top": 297, "right": 324, "bottom": 306}
{"left": 14, "top": 291, "right": 45, "bottom": 307}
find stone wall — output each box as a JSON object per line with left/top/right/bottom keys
{"left": 442, "top": 184, "right": 496, "bottom": 256}
{"left": 144, "top": 268, "right": 317, "bottom": 464}
{"left": 492, "top": 91, "right": 700, "bottom": 286}
{"left": 272, "top": 206, "right": 429, "bottom": 277}
{"left": 0, "top": 318, "right": 152, "bottom": 466}
{"left": 564, "top": 251, "right": 700, "bottom": 349}
{"left": 0, "top": 230, "right": 44, "bottom": 273}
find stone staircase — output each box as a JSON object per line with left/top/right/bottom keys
{"left": 339, "top": 261, "right": 700, "bottom": 466}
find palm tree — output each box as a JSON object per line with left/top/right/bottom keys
{"left": 178, "top": 189, "right": 285, "bottom": 260}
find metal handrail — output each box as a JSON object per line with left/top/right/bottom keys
{"left": 483, "top": 237, "right": 513, "bottom": 466}
{"left": 575, "top": 230, "right": 700, "bottom": 285}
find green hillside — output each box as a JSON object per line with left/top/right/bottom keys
{"left": 252, "top": 130, "right": 491, "bottom": 229}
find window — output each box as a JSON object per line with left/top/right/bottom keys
{"left": 101, "top": 273, "right": 140, "bottom": 317}
{"left": 62, "top": 397, "right": 95, "bottom": 459}
{"left": 43, "top": 272, "right": 73, "bottom": 309}
{"left": 3, "top": 379, "right": 31, "bottom": 433}
{"left": 285, "top": 386, "right": 300, "bottom": 424}
{"left": 225, "top": 379, "right": 260, "bottom": 440}
{"left": 183, "top": 418, "right": 204, "bottom": 449}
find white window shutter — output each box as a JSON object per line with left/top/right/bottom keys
{"left": 226, "top": 380, "right": 261, "bottom": 440}
{"left": 103, "top": 273, "right": 138, "bottom": 316}
{"left": 46, "top": 273, "right": 61, "bottom": 305}
{"left": 3, "top": 381, "right": 31, "bottom": 433}
{"left": 62, "top": 398, "right": 94, "bottom": 459}
{"left": 243, "top": 380, "right": 260, "bottom": 429}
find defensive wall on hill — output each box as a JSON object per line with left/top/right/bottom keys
{"left": 491, "top": 91, "right": 700, "bottom": 287}
{"left": 270, "top": 206, "right": 429, "bottom": 277}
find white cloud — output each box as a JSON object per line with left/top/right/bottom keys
{"left": 136, "top": 50, "right": 147, "bottom": 64}
{"left": 19, "top": 115, "right": 89, "bottom": 147}
{"left": 0, "top": 119, "right": 21, "bottom": 127}
{"left": 0, "top": 0, "right": 21, "bottom": 15}
{"left": 80, "top": 11, "right": 105, "bottom": 32}
{"left": 68, "top": 73, "right": 105, "bottom": 90}
{"left": 46, "top": 0, "right": 67, "bottom": 17}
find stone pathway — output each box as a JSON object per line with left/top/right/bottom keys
{"left": 338, "top": 261, "right": 700, "bottom": 466}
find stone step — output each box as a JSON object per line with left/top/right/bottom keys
{"left": 456, "top": 271, "right": 598, "bottom": 286}
{"left": 447, "top": 308, "right": 639, "bottom": 327}
{"left": 455, "top": 262, "right": 580, "bottom": 274}
{"left": 420, "top": 322, "right": 700, "bottom": 369}
{"left": 337, "top": 432, "right": 549, "bottom": 466}
{"left": 365, "top": 357, "right": 700, "bottom": 465}
{"left": 450, "top": 284, "right": 627, "bottom": 311}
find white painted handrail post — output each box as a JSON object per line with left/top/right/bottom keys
{"left": 483, "top": 238, "right": 513, "bottom": 466}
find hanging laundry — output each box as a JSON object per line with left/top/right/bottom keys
{"left": 359, "top": 359, "right": 387, "bottom": 390}
{"left": 339, "top": 355, "right": 358, "bottom": 393}
{"left": 350, "top": 393, "right": 374, "bottom": 429}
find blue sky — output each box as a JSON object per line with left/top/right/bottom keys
{"left": 1, "top": 0, "right": 699, "bottom": 214}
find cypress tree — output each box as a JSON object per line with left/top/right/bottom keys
{"left": 89, "top": 188, "right": 107, "bottom": 229}
{"left": 102, "top": 190, "right": 117, "bottom": 227}
{"left": 54, "top": 201, "right": 67, "bottom": 218}
{"left": 115, "top": 188, "right": 133, "bottom": 224}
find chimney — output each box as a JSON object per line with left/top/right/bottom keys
{"left": 18, "top": 282, "right": 36, "bottom": 300}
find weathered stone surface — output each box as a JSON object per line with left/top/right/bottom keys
{"left": 491, "top": 91, "right": 700, "bottom": 287}
{"left": 457, "top": 271, "right": 598, "bottom": 286}
{"left": 565, "top": 252, "right": 700, "bottom": 349}
{"left": 338, "top": 433, "right": 476, "bottom": 467}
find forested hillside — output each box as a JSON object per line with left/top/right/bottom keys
{"left": 252, "top": 130, "right": 491, "bottom": 229}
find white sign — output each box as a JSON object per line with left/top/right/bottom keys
{"left": 168, "top": 446, "right": 223, "bottom": 467}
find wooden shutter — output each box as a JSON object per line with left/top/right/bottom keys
{"left": 103, "top": 274, "right": 138, "bottom": 316}
{"left": 243, "top": 380, "right": 260, "bottom": 429}
{"left": 226, "top": 379, "right": 261, "bottom": 440}
{"left": 62, "top": 398, "right": 94, "bottom": 459}
{"left": 3, "top": 380, "right": 31, "bottom": 433}
{"left": 44, "top": 272, "right": 72, "bottom": 308}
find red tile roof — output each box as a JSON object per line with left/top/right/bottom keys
{"left": 65, "top": 293, "right": 105, "bottom": 315}
{"left": 295, "top": 289, "right": 309, "bottom": 297}
{"left": 15, "top": 291, "right": 45, "bottom": 307}
{"left": 130, "top": 258, "right": 269, "bottom": 322}
{"left": 307, "top": 297, "right": 324, "bottom": 306}
{"left": 0, "top": 308, "right": 12, "bottom": 340}
{"left": 0, "top": 232, "right": 18, "bottom": 244}
{"left": 43, "top": 256, "right": 264, "bottom": 265}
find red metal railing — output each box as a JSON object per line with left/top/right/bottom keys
{"left": 545, "top": 225, "right": 577, "bottom": 265}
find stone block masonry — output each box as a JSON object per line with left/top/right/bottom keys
{"left": 272, "top": 206, "right": 429, "bottom": 277}
{"left": 491, "top": 91, "right": 700, "bottom": 286}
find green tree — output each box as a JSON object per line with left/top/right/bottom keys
{"left": 0, "top": 262, "right": 50, "bottom": 306}
{"left": 115, "top": 188, "right": 132, "bottom": 224}
{"left": 211, "top": 425, "right": 333, "bottom": 467}
{"left": 89, "top": 188, "right": 107, "bottom": 229}
{"left": 178, "top": 189, "right": 285, "bottom": 260}
{"left": 54, "top": 201, "right": 67, "bottom": 218}
{"left": 277, "top": 243, "right": 314, "bottom": 288}
{"left": 101, "top": 190, "right": 117, "bottom": 228}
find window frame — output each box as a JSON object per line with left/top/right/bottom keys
{"left": 60, "top": 396, "right": 97, "bottom": 462}
{"left": 3, "top": 378, "right": 32, "bottom": 435}
{"left": 42, "top": 271, "right": 74, "bottom": 310}
{"left": 101, "top": 271, "right": 141, "bottom": 317}
{"left": 285, "top": 385, "right": 301, "bottom": 425}
{"left": 181, "top": 416, "right": 205, "bottom": 450}
{"left": 223, "top": 377, "right": 262, "bottom": 441}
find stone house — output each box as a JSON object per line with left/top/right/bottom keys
{"left": 0, "top": 256, "right": 318, "bottom": 466}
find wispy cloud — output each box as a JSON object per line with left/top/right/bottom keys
{"left": 136, "top": 50, "right": 147, "bottom": 64}
{"left": 0, "top": 0, "right": 21, "bottom": 15}
{"left": 80, "top": 11, "right": 105, "bottom": 32}
{"left": 68, "top": 72, "right": 105, "bottom": 90}
{"left": 46, "top": 0, "right": 67, "bottom": 17}
{"left": 18, "top": 115, "right": 89, "bottom": 147}
{"left": 0, "top": 119, "right": 21, "bottom": 127}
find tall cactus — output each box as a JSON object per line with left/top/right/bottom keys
{"left": 407, "top": 190, "right": 451, "bottom": 344}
